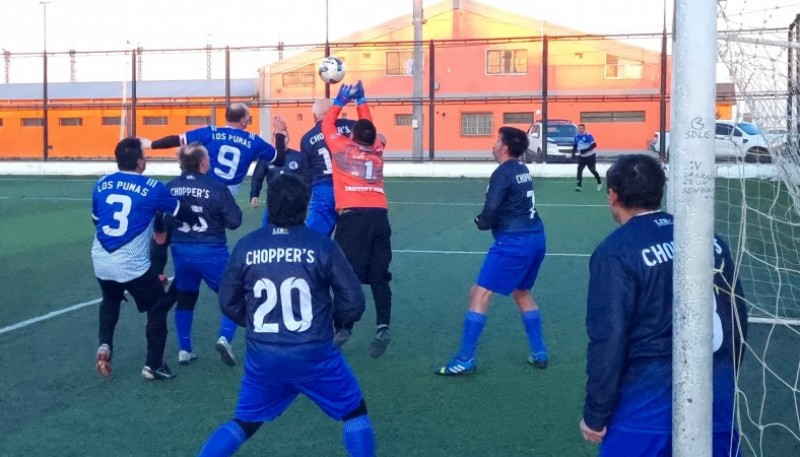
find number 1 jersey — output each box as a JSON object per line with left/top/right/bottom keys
{"left": 181, "top": 126, "right": 276, "bottom": 186}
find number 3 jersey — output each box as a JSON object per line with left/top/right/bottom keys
{"left": 91, "top": 172, "right": 179, "bottom": 282}
{"left": 584, "top": 211, "right": 747, "bottom": 434}
{"left": 219, "top": 225, "right": 366, "bottom": 349}
{"left": 181, "top": 126, "right": 277, "bottom": 186}
{"left": 166, "top": 172, "right": 243, "bottom": 246}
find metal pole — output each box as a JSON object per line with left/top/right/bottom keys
{"left": 428, "top": 40, "right": 436, "bottom": 160}
{"left": 672, "top": 0, "right": 716, "bottom": 455}
{"left": 225, "top": 46, "right": 231, "bottom": 108}
{"left": 325, "top": 0, "right": 331, "bottom": 99}
{"left": 412, "top": 0, "right": 424, "bottom": 161}
{"left": 41, "top": 1, "right": 50, "bottom": 161}
{"left": 131, "top": 49, "right": 137, "bottom": 137}
{"left": 541, "top": 35, "right": 549, "bottom": 153}
{"left": 659, "top": 1, "right": 668, "bottom": 162}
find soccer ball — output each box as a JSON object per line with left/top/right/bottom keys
{"left": 318, "top": 57, "right": 345, "bottom": 84}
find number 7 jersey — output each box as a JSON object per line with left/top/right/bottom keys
{"left": 181, "top": 126, "right": 277, "bottom": 186}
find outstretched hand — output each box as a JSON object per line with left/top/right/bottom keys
{"left": 272, "top": 115, "right": 287, "bottom": 135}
{"left": 352, "top": 80, "right": 366, "bottom": 104}
{"left": 334, "top": 83, "right": 354, "bottom": 107}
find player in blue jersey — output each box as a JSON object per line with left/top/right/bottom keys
{"left": 91, "top": 137, "right": 198, "bottom": 380}
{"left": 250, "top": 132, "right": 309, "bottom": 226}
{"left": 300, "top": 99, "right": 356, "bottom": 236}
{"left": 436, "top": 126, "right": 549, "bottom": 376}
{"left": 142, "top": 104, "right": 283, "bottom": 196}
{"left": 572, "top": 123, "right": 602, "bottom": 192}
{"left": 197, "top": 173, "right": 376, "bottom": 457}
{"left": 165, "top": 142, "right": 243, "bottom": 366}
{"left": 579, "top": 154, "right": 747, "bottom": 456}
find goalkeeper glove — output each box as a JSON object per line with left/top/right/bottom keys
{"left": 334, "top": 84, "right": 353, "bottom": 107}
{"left": 352, "top": 80, "right": 366, "bottom": 105}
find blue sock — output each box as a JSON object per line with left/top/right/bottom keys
{"left": 219, "top": 315, "right": 237, "bottom": 342}
{"left": 521, "top": 309, "right": 548, "bottom": 357}
{"left": 457, "top": 311, "right": 487, "bottom": 360}
{"left": 197, "top": 421, "right": 247, "bottom": 457}
{"left": 175, "top": 309, "right": 193, "bottom": 352}
{"left": 343, "top": 416, "right": 376, "bottom": 457}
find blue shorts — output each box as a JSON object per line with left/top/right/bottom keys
{"left": 600, "top": 429, "right": 741, "bottom": 457}
{"left": 305, "top": 182, "right": 337, "bottom": 237}
{"left": 234, "top": 347, "right": 364, "bottom": 423}
{"left": 476, "top": 232, "right": 546, "bottom": 296}
{"left": 171, "top": 243, "right": 229, "bottom": 293}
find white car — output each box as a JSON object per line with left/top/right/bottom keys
{"left": 649, "top": 121, "right": 775, "bottom": 163}
{"left": 525, "top": 120, "right": 579, "bottom": 163}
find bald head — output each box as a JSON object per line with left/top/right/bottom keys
{"left": 225, "top": 103, "right": 251, "bottom": 126}
{"left": 312, "top": 99, "right": 333, "bottom": 122}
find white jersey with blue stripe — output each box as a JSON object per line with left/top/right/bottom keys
{"left": 574, "top": 132, "right": 596, "bottom": 157}
{"left": 181, "top": 126, "right": 277, "bottom": 186}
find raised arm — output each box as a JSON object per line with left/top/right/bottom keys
{"left": 322, "top": 84, "right": 355, "bottom": 153}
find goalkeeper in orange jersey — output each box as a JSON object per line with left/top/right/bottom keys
{"left": 321, "top": 81, "right": 393, "bottom": 359}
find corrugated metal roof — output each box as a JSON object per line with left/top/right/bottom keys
{"left": 0, "top": 79, "right": 257, "bottom": 100}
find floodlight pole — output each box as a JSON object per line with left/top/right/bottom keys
{"left": 412, "top": 0, "right": 424, "bottom": 161}
{"left": 41, "top": 1, "right": 50, "bottom": 161}
{"left": 672, "top": 0, "right": 717, "bottom": 456}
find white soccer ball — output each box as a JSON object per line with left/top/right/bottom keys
{"left": 318, "top": 57, "right": 345, "bottom": 84}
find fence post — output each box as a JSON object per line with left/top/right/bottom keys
{"left": 428, "top": 40, "right": 436, "bottom": 160}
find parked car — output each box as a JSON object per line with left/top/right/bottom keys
{"left": 525, "top": 120, "right": 579, "bottom": 163}
{"left": 648, "top": 120, "right": 776, "bottom": 163}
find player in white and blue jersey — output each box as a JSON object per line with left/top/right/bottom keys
{"left": 144, "top": 103, "right": 283, "bottom": 196}
{"left": 91, "top": 138, "right": 199, "bottom": 381}
{"left": 572, "top": 123, "right": 602, "bottom": 192}
{"left": 165, "top": 143, "right": 243, "bottom": 366}
{"left": 579, "top": 154, "right": 747, "bottom": 456}
{"left": 436, "top": 126, "right": 549, "bottom": 376}
{"left": 197, "top": 173, "right": 375, "bottom": 457}
{"left": 300, "top": 99, "right": 356, "bottom": 236}
{"left": 250, "top": 132, "right": 309, "bottom": 226}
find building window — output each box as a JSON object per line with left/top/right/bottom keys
{"left": 395, "top": 114, "right": 413, "bottom": 126}
{"left": 461, "top": 113, "right": 493, "bottom": 136}
{"left": 296, "top": 113, "right": 303, "bottom": 121}
{"left": 102, "top": 117, "right": 122, "bottom": 126}
{"left": 59, "top": 117, "right": 83, "bottom": 127}
{"left": 0, "top": 118, "right": 3, "bottom": 127}
{"left": 503, "top": 112, "right": 534, "bottom": 124}
{"left": 604, "top": 54, "right": 644, "bottom": 79}
{"left": 186, "top": 116, "right": 211, "bottom": 126}
{"left": 143, "top": 116, "right": 168, "bottom": 126}
{"left": 282, "top": 64, "right": 316, "bottom": 86}
{"left": 21, "top": 118, "right": 44, "bottom": 127}
{"left": 386, "top": 51, "right": 414, "bottom": 76}
{"left": 486, "top": 49, "right": 527, "bottom": 75}
{"left": 580, "top": 111, "right": 646, "bottom": 123}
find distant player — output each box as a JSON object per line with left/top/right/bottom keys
{"left": 572, "top": 123, "right": 602, "bottom": 192}
{"left": 91, "top": 137, "right": 198, "bottom": 380}
{"left": 322, "top": 81, "right": 393, "bottom": 358}
{"left": 250, "top": 132, "right": 309, "bottom": 226}
{"left": 165, "top": 142, "right": 243, "bottom": 366}
{"left": 300, "top": 99, "right": 356, "bottom": 236}
{"left": 143, "top": 104, "right": 284, "bottom": 196}
{"left": 580, "top": 154, "right": 747, "bottom": 456}
{"left": 197, "top": 173, "right": 375, "bottom": 457}
{"left": 436, "top": 126, "right": 549, "bottom": 376}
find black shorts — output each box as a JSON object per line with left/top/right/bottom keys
{"left": 334, "top": 209, "right": 392, "bottom": 284}
{"left": 97, "top": 267, "right": 166, "bottom": 313}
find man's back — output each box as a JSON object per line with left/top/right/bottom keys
{"left": 586, "top": 211, "right": 746, "bottom": 433}
{"left": 220, "top": 225, "right": 365, "bottom": 350}
{"left": 301, "top": 119, "right": 355, "bottom": 187}
{"left": 181, "top": 126, "right": 275, "bottom": 185}
{"left": 167, "top": 172, "right": 242, "bottom": 246}
{"left": 483, "top": 159, "right": 543, "bottom": 236}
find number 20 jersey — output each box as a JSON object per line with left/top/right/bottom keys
{"left": 181, "top": 126, "right": 277, "bottom": 186}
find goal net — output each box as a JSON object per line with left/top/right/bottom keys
{"left": 715, "top": 2, "right": 800, "bottom": 455}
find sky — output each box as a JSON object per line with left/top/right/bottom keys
{"left": 0, "top": 0, "right": 797, "bottom": 82}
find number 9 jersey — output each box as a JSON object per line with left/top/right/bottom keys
{"left": 181, "top": 126, "right": 277, "bottom": 186}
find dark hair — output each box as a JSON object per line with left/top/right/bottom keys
{"left": 606, "top": 154, "right": 665, "bottom": 210}
{"left": 498, "top": 126, "right": 529, "bottom": 158}
{"left": 115, "top": 137, "right": 144, "bottom": 171}
{"left": 578, "top": 123, "right": 586, "bottom": 128}
{"left": 225, "top": 103, "right": 249, "bottom": 124}
{"left": 267, "top": 173, "right": 309, "bottom": 228}
{"left": 352, "top": 119, "right": 377, "bottom": 146}
{"left": 178, "top": 142, "right": 208, "bottom": 173}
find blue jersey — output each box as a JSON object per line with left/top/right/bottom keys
{"left": 182, "top": 126, "right": 276, "bottom": 186}
{"left": 476, "top": 159, "right": 543, "bottom": 237}
{"left": 219, "top": 224, "right": 365, "bottom": 349}
{"left": 574, "top": 132, "right": 596, "bottom": 156}
{"left": 92, "top": 172, "right": 179, "bottom": 252}
{"left": 300, "top": 119, "right": 355, "bottom": 187}
{"left": 166, "top": 172, "right": 242, "bottom": 246}
{"left": 583, "top": 211, "right": 747, "bottom": 434}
